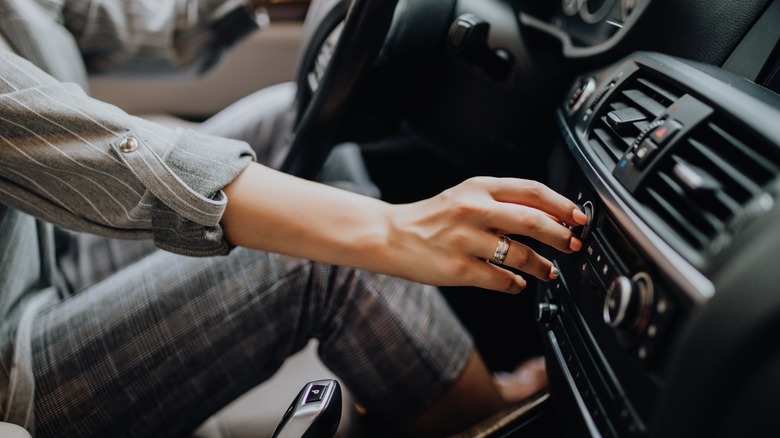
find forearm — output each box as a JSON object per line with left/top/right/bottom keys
{"left": 221, "top": 162, "right": 396, "bottom": 273}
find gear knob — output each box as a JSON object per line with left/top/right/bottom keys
{"left": 272, "top": 379, "right": 342, "bottom": 438}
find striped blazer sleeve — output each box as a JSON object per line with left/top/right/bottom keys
{"left": 0, "top": 51, "right": 256, "bottom": 256}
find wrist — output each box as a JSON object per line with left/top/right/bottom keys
{"left": 374, "top": 202, "right": 428, "bottom": 281}
{"left": 336, "top": 200, "right": 397, "bottom": 273}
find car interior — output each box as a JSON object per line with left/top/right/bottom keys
{"left": 3, "top": 0, "right": 780, "bottom": 436}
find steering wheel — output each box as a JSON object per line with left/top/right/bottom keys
{"left": 280, "top": 0, "right": 400, "bottom": 180}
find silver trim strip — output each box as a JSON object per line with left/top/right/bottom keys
{"left": 548, "top": 330, "right": 602, "bottom": 437}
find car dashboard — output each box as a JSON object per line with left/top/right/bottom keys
{"left": 523, "top": 1, "right": 780, "bottom": 436}
{"left": 517, "top": 0, "right": 651, "bottom": 58}
{"left": 48, "top": 0, "right": 780, "bottom": 436}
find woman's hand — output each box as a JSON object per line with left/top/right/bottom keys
{"left": 382, "top": 177, "right": 588, "bottom": 293}
{"left": 222, "top": 165, "right": 587, "bottom": 294}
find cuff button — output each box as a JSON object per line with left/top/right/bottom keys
{"left": 119, "top": 137, "right": 139, "bottom": 153}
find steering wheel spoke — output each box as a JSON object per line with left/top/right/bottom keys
{"left": 281, "top": 0, "right": 400, "bottom": 179}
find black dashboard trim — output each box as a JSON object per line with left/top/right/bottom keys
{"left": 558, "top": 50, "right": 780, "bottom": 304}
{"left": 549, "top": 50, "right": 780, "bottom": 436}
{"left": 557, "top": 104, "right": 714, "bottom": 304}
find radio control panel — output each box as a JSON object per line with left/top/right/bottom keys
{"left": 537, "top": 183, "right": 683, "bottom": 437}
{"left": 541, "top": 50, "right": 780, "bottom": 438}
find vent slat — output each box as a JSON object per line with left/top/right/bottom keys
{"left": 709, "top": 123, "right": 779, "bottom": 177}
{"left": 659, "top": 171, "right": 724, "bottom": 236}
{"left": 634, "top": 120, "right": 651, "bottom": 134}
{"left": 688, "top": 138, "right": 762, "bottom": 198}
{"left": 670, "top": 152, "right": 744, "bottom": 219}
{"left": 622, "top": 89, "right": 667, "bottom": 118}
{"left": 636, "top": 78, "right": 680, "bottom": 104}
{"left": 636, "top": 115, "right": 779, "bottom": 256}
{"left": 645, "top": 186, "right": 709, "bottom": 248}
{"left": 714, "top": 191, "right": 742, "bottom": 218}
{"left": 592, "top": 126, "right": 625, "bottom": 162}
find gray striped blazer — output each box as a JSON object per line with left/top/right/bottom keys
{"left": 0, "top": 0, "right": 260, "bottom": 428}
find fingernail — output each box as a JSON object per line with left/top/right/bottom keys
{"left": 549, "top": 266, "right": 560, "bottom": 280}
{"left": 573, "top": 207, "right": 588, "bottom": 225}
{"left": 569, "top": 237, "right": 583, "bottom": 252}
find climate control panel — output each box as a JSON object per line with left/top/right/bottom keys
{"left": 537, "top": 183, "right": 679, "bottom": 437}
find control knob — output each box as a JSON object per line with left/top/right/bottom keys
{"left": 536, "top": 301, "right": 558, "bottom": 325}
{"left": 603, "top": 273, "right": 653, "bottom": 333}
{"left": 567, "top": 201, "right": 594, "bottom": 239}
{"left": 578, "top": 201, "right": 594, "bottom": 240}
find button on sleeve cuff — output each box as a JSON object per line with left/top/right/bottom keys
{"left": 112, "top": 128, "right": 255, "bottom": 256}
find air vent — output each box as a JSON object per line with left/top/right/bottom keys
{"left": 636, "top": 118, "right": 780, "bottom": 254}
{"left": 588, "top": 76, "right": 681, "bottom": 166}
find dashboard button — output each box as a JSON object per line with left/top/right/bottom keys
{"left": 649, "top": 119, "right": 682, "bottom": 145}
{"left": 632, "top": 139, "right": 659, "bottom": 169}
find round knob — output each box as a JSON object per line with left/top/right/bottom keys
{"left": 578, "top": 201, "right": 595, "bottom": 240}
{"left": 603, "top": 273, "right": 654, "bottom": 333}
{"left": 604, "top": 276, "right": 633, "bottom": 329}
{"left": 537, "top": 301, "right": 558, "bottom": 324}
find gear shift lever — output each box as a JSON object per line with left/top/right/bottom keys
{"left": 272, "top": 379, "right": 342, "bottom": 438}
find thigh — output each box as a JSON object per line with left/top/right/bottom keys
{"left": 31, "top": 248, "right": 472, "bottom": 437}
{"left": 33, "top": 248, "right": 313, "bottom": 437}
{"left": 54, "top": 228, "right": 158, "bottom": 294}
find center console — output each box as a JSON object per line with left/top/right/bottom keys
{"left": 538, "top": 52, "right": 780, "bottom": 437}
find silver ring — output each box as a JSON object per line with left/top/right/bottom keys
{"left": 490, "top": 235, "right": 511, "bottom": 265}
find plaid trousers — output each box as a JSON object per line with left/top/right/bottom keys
{"left": 31, "top": 238, "right": 472, "bottom": 437}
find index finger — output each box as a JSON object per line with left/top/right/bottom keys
{"left": 487, "top": 178, "right": 588, "bottom": 227}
